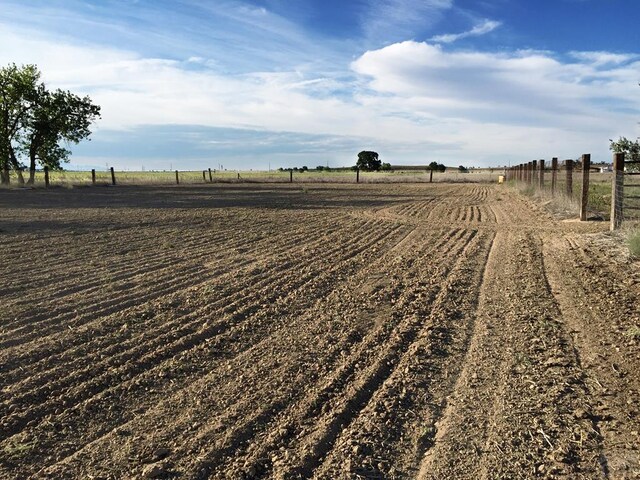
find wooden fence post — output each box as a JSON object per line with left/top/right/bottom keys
{"left": 610, "top": 152, "right": 625, "bottom": 230}
{"left": 110, "top": 167, "right": 116, "bottom": 186}
{"left": 356, "top": 167, "right": 360, "bottom": 183}
{"left": 429, "top": 169, "right": 433, "bottom": 183}
{"left": 565, "top": 159, "right": 573, "bottom": 197}
{"left": 289, "top": 169, "right": 293, "bottom": 183}
{"left": 580, "top": 154, "right": 591, "bottom": 221}
{"left": 539, "top": 159, "right": 545, "bottom": 190}
{"left": 44, "top": 166, "right": 50, "bottom": 188}
{"left": 208, "top": 168, "right": 213, "bottom": 182}
{"left": 202, "top": 171, "right": 206, "bottom": 182}
{"left": 551, "top": 157, "right": 558, "bottom": 196}
{"left": 528, "top": 162, "right": 533, "bottom": 184}
{"left": 532, "top": 160, "right": 538, "bottom": 188}
{"left": 91, "top": 169, "right": 96, "bottom": 185}
{"left": 175, "top": 170, "right": 179, "bottom": 185}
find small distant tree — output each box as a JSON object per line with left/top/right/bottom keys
{"left": 428, "top": 161, "right": 446, "bottom": 172}
{"left": 458, "top": 165, "right": 469, "bottom": 173}
{"left": 301, "top": 165, "right": 308, "bottom": 171}
{"left": 356, "top": 151, "right": 382, "bottom": 171}
{"left": 381, "top": 162, "right": 391, "bottom": 171}
{"left": 610, "top": 137, "right": 640, "bottom": 172}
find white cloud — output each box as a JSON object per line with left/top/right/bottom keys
{"left": 2, "top": 21, "right": 639, "bottom": 168}
{"left": 430, "top": 19, "right": 502, "bottom": 44}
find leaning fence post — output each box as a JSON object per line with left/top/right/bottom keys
{"left": 565, "top": 159, "right": 573, "bottom": 197}
{"left": 91, "top": 169, "right": 96, "bottom": 185}
{"left": 610, "top": 152, "right": 625, "bottom": 230}
{"left": 175, "top": 170, "right": 179, "bottom": 185}
{"left": 110, "top": 167, "right": 116, "bottom": 186}
{"left": 580, "top": 154, "right": 591, "bottom": 221}
{"left": 44, "top": 166, "right": 50, "bottom": 188}
{"left": 539, "top": 159, "right": 545, "bottom": 190}
{"left": 551, "top": 157, "right": 558, "bottom": 196}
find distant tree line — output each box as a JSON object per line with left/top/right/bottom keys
{"left": 0, "top": 63, "right": 100, "bottom": 184}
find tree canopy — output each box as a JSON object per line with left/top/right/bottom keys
{"left": 0, "top": 63, "right": 100, "bottom": 184}
{"left": 610, "top": 136, "right": 640, "bottom": 172}
{"left": 356, "top": 151, "right": 382, "bottom": 171}
{"left": 428, "top": 161, "right": 446, "bottom": 172}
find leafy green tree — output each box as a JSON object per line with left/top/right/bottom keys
{"left": 22, "top": 88, "right": 100, "bottom": 183}
{"left": 458, "top": 165, "right": 469, "bottom": 173}
{"left": 0, "top": 64, "right": 40, "bottom": 184}
{"left": 428, "top": 161, "right": 446, "bottom": 172}
{"left": 356, "top": 151, "right": 382, "bottom": 171}
{"left": 0, "top": 63, "right": 100, "bottom": 185}
{"left": 381, "top": 162, "right": 391, "bottom": 171}
{"left": 610, "top": 137, "right": 640, "bottom": 172}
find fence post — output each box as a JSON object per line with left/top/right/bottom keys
{"left": 532, "top": 160, "right": 538, "bottom": 188}
{"left": 565, "top": 159, "right": 573, "bottom": 197}
{"left": 551, "top": 157, "right": 558, "bottom": 196}
{"left": 528, "top": 162, "right": 533, "bottom": 184}
{"left": 429, "top": 169, "right": 433, "bottom": 183}
{"left": 580, "top": 154, "right": 591, "bottom": 221}
{"left": 175, "top": 170, "right": 179, "bottom": 185}
{"left": 356, "top": 167, "right": 360, "bottom": 183}
{"left": 110, "top": 167, "right": 116, "bottom": 186}
{"left": 289, "top": 169, "right": 293, "bottom": 183}
{"left": 610, "top": 152, "right": 625, "bottom": 230}
{"left": 44, "top": 166, "right": 50, "bottom": 188}
{"left": 208, "top": 168, "right": 213, "bottom": 182}
{"left": 202, "top": 171, "right": 206, "bottom": 182}
{"left": 539, "top": 159, "right": 545, "bottom": 190}
{"left": 91, "top": 169, "right": 96, "bottom": 185}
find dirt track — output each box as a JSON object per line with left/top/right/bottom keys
{"left": 0, "top": 183, "right": 638, "bottom": 479}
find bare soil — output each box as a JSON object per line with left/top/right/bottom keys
{"left": 0, "top": 183, "right": 638, "bottom": 479}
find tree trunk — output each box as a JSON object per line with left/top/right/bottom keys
{"left": 27, "top": 135, "right": 39, "bottom": 184}
{"left": 9, "top": 146, "right": 24, "bottom": 184}
{"left": 1, "top": 162, "right": 9, "bottom": 185}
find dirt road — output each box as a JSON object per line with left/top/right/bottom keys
{"left": 0, "top": 183, "right": 638, "bottom": 479}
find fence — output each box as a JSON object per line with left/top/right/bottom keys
{"left": 0, "top": 167, "right": 500, "bottom": 187}
{"left": 611, "top": 152, "right": 640, "bottom": 229}
{"left": 507, "top": 153, "right": 640, "bottom": 230}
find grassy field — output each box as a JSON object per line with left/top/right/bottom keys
{"left": 3, "top": 168, "right": 502, "bottom": 186}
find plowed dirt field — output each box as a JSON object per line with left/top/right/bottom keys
{"left": 1, "top": 183, "right": 638, "bottom": 479}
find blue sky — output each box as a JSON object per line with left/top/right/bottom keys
{"left": 1, "top": 0, "right": 639, "bottom": 170}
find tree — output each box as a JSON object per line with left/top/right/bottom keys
{"left": 22, "top": 88, "right": 100, "bottom": 183}
{"left": 356, "top": 151, "right": 382, "bottom": 171}
{"left": 0, "top": 63, "right": 100, "bottom": 184}
{"left": 610, "top": 137, "right": 640, "bottom": 172}
{"left": 428, "top": 161, "right": 446, "bottom": 172}
{"left": 0, "top": 64, "right": 41, "bottom": 184}
{"left": 381, "top": 162, "right": 391, "bottom": 171}
{"left": 458, "top": 165, "right": 468, "bottom": 173}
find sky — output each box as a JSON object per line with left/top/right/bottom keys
{"left": 1, "top": 0, "right": 639, "bottom": 171}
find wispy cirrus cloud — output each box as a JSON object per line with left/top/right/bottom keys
{"left": 360, "top": 0, "right": 453, "bottom": 43}
{"left": 430, "top": 19, "right": 502, "bottom": 44}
